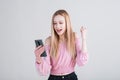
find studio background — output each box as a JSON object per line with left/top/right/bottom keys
{"left": 0, "top": 0, "right": 120, "bottom": 80}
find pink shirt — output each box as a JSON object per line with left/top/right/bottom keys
{"left": 35, "top": 37, "right": 88, "bottom": 76}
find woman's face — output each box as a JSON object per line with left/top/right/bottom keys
{"left": 53, "top": 15, "right": 66, "bottom": 36}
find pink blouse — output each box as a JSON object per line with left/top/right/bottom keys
{"left": 35, "top": 37, "right": 88, "bottom": 76}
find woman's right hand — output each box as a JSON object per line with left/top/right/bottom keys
{"left": 34, "top": 45, "right": 45, "bottom": 64}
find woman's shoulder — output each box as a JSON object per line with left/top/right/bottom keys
{"left": 45, "top": 36, "right": 51, "bottom": 45}
{"left": 73, "top": 32, "right": 80, "bottom": 39}
{"left": 73, "top": 32, "right": 81, "bottom": 44}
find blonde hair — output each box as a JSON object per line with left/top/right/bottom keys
{"left": 50, "top": 9, "right": 76, "bottom": 59}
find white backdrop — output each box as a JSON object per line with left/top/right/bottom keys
{"left": 0, "top": 0, "right": 120, "bottom": 80}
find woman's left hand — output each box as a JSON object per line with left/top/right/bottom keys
{"left": 80, "top": 26, "right": 87, "bottom": 40}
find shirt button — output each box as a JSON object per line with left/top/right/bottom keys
{"left": 62, "top": 76, "right": 64, "bottom": 79}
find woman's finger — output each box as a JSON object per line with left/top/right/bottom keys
{"left": 35, "top": 45, "right": 42, "bottom": 51}
{"left": 34, "top": 46, "right": 45, "bottom": 56}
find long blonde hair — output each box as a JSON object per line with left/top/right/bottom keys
{"left": 50, "top": 9, "right": 76, "bottom": 59}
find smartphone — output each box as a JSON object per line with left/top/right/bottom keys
{"left": 35, "top": 39, "right": 47, "bottom": 57}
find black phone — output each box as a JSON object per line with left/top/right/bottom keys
{"left": 35, "top": 39, "right": 47, "bottom": 57}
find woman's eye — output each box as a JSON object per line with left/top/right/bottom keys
{"left": 59, "top": 22, "right": 63, "bottom": 24}
{"left": 53, "top": 23, "right": 57, "bottom": 25}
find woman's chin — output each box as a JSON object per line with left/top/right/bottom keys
{"left": 57, "top": 33, "right": 64, "bottom": 36}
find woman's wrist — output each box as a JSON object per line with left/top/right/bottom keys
{"left": 81, "top": 37, "right": 87, "bottom": 53}
{"left": 36, "top": 61, "right": 41, "bottom": 64}
{"left": 36, "top": 57, "right": 41, "bottom": 64}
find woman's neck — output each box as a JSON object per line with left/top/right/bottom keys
{"left": 59, "top": 35, "right": 66, "bottom": 43}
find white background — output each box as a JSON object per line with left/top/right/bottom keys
{"left": 0, "top": 0, "right": 120, "bottom": 80}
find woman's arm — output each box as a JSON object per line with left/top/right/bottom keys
{"left": 75, "top": 26, "right": 88, "bottom": 66}
{"left": 34, "top": 37, "right": 51, "bottom": 76}
{"left": 80, "top": 26, "right": 88, "bottom": 53}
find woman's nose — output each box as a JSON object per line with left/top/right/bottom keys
{"left": 56, "top": 23, "right": 60, "bottom": 28}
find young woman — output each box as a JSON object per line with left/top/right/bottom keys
{"left": 34, "top": 9, "right": 88, "bottom": 80}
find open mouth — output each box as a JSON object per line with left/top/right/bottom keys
{"left": 56, "top": 29, "right": 62, "bottom": 33}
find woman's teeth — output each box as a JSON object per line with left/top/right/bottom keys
{"left": 57, "top": 29, "right": 62, "bottom": 32}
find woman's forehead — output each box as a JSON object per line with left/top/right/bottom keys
{"left": 53, "top": 15, "right": 65, "bottom": 22}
